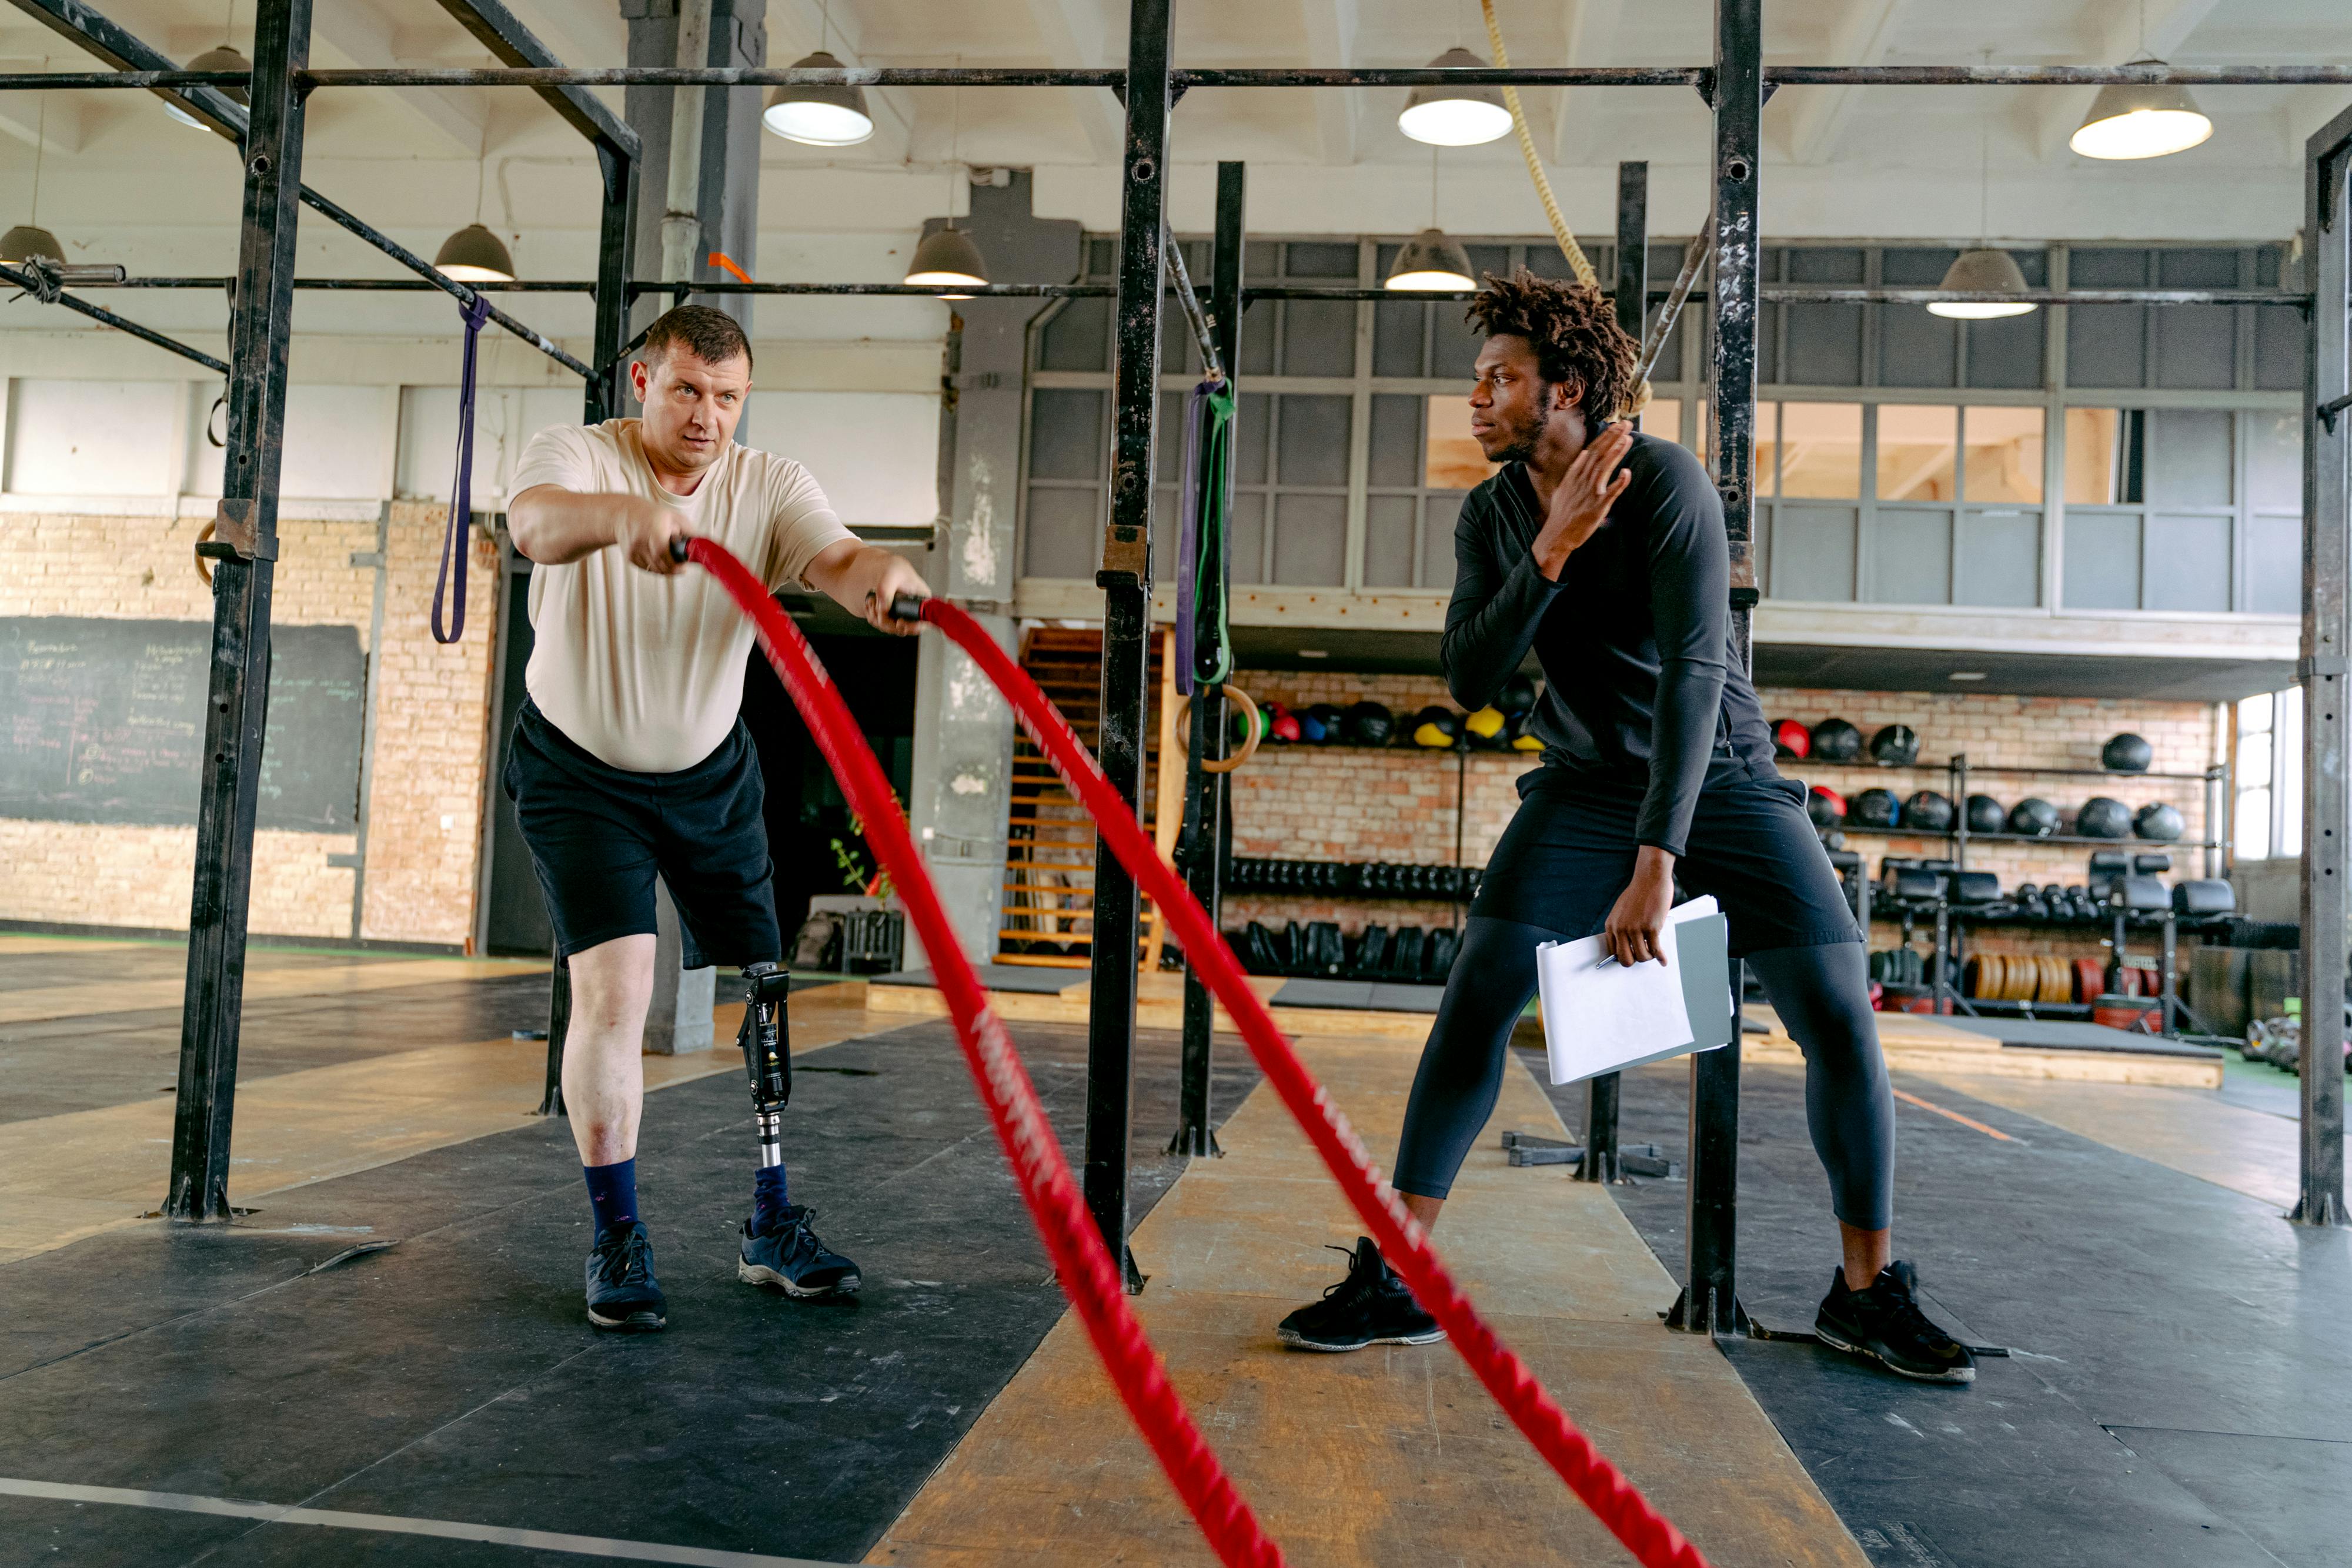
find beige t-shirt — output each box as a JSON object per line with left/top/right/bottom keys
{"left": 510, "top": 419, "right": 854, "bottom": 773}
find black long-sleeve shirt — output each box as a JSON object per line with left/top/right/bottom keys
{"left": 1441, "top": 431, "right": 1777, "bottom": 857}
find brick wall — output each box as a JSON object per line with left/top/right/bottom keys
{"left": 1215, "top": 668, "right": 2223, "bottom": 941}
{"left": 0, "top": 506, "right": 499, "bottom": 945}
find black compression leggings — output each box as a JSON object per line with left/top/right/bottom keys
{"left": 1392, "top": 918, "right": 1895, "bottom": 1229}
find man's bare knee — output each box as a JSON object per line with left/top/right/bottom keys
{"left": 567, "top": 934, "right": 657, "bottom": 1037}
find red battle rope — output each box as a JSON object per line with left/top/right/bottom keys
{"left": 683, "top": 540, "right": 1281, "bottom": 1568}
{"left": 906, "top": 592, "right": 1712, "bottom": 1568}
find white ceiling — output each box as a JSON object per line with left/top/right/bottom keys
{"left": 1, "top": 0, "right": 2349, "bottom": 347}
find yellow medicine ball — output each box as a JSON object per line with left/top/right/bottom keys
{"left": 1464, "top": 706, "right": 1505, "bottom": 740}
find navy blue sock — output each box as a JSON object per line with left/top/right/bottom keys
{"left": 752, "top": 1164, "right": 789, "bottom": 1233}
{"left": 584, "top": 1158, "right": 639, "bottom": 1241}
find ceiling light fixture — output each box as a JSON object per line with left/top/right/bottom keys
{"left": 1386, "top": 149, "right": 1476, "bottom": 292}
{"left": 435, "top": 128, "right": 516, "bottom": 283}
{"left": 166, "top": 4, "right": 249, "bottom": 127}
{"left": 764, "top": 51, "right": 874, "bottom": 146}
{"left": 2070, "top": 8, "right": 2211, "bottom": 160}
{"left": 4, "top": 83, "right": 64, "bottom": 267}
{"left": 1947, "top": 671, "right": 1988, "bottom": 681}
{"left": 1930, "top": 89, "right": 2036, "bottom": 320}
{"left": 1398, "top": 47, "right": 1511, "bottom": 147}
{"left": 904, "top": 63, "right": 989, "bottom": 296}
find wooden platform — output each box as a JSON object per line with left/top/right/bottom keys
{"left": 866, "top": 967, "right": 1435, "bottom": 1041}
{"left": 866, "top": 1031, "right": 1869, "bottom": 1568}
{"left": 1745, "top": 1005, "right": 2226, "bottom": 1088}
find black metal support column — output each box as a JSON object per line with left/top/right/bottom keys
{"left": 1170, "top": 161, "right": 1245, "bottom": 1161}
{"left": 2296, "top": 106, "right": 2352, "bottom": 1228}
{"left": 1085, "top": 0, "right": 1174, "bottom": 1290}
{"left": 1672, "top": 0, "right": 1762, "bottom": 1333}
{"left": 589, "top": 141, "right": 639, "bottom": 420}
{"left": 1578, "top": 160, "right": 1651, "bottom": 1188}
{"left": 164, "top": 0, "right": 313, "bottom": 1222}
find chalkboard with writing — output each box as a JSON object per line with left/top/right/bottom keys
{"left": 0, "top": 618, "right": 365, "bottom": 830}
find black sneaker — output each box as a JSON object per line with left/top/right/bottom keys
{"left": 584, "top": 1221, "right": 667, "bottom": 1332}
{"left": 1815, "top": 1261, "right": 1976, "bottom": 1384}
{"left": 1276, "top": 1238, "right": 1445, "bottom": 1353}
{"left": 738, "top": 1205, "right": 861, "bottom": 1299}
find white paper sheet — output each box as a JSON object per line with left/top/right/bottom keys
{"left": 1535, "top": 897, "right": 1723, "bottom": 1086}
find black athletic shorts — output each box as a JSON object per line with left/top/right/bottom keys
{"left": 1471, "top": 765, "right": 1860, "bottom": 958}
{"left": 503, "top": 698, "right": 781, "bottom": 968}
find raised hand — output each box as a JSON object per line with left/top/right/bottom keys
{"left": 1531, "top": 422, "right": 1635, "bottom": 579}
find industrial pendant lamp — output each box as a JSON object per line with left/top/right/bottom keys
{"left": 436, "top": 135, "right": 516, "bottom": 283}
{"left": 1929, "top": 103, "right": 2036, "bottom": 320}
{"left": 1385, "top": 149, "right": 1475, "bottom": 292}
{"left": 2069, "top": 65, "right": 2212, "bottom": 160}
{"left": 3, "top": 87, "right": 65, "bottom": 266}
{"left": 1397, "top": 47, "right": 1511, "bottom": 147}
{"left": 165, "top": 4, "right": 250, "bottom": 126}
{"left": 904, "top": 66, "right": 988, "bottom": 296}
{"left": 764, "top": 6, "right": 873, "bottom": 146}
{"left": 2069, "top": 8, "right": 2210, "bottom": 160}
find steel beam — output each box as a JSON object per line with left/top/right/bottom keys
{"left": 1579, "top": 160, "right": 1650, "bottom": 1190}
{"left": 589, "top": 140, "right": 639, "bottom": 420}
{"left": 165, "top": 0, "right": 312, "bottom": 1223}
{"left": 2295, "top": 103, "right": 2352, "bottom": 1229}
{"left": 1671, "top": 0, "right": 1762, "bottom": 1339}
{"left": 0, "top": 264, "right": 228, "bottom": 372}
{"left": 1170, "top": 159, "right": 1245, "bottom": 1162}
{"left": 429, "top": 0, "right": 640, "bottom": 158}
{"left": 1083, "top": 0, "right": 1172, "bottom": 1293}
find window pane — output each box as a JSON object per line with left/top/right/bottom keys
{"left": 2062, "top": 512, "right": 2140, "bottom": 610}
{"left": 1879, "top": 249, "right": 1960, "bottom": 387}
{"left": 1228, "top": 491, "right": 1266, "bottom": 584}
{"left": 1028, "top": 389, "right": 1104, "bottom": 480}
{"left": 2067, "top": 305, "right": 2146, "bottom": 387}
{"left": 2063, "top": 409, "right": 2143, "bottom": 504}
{"left": 1364, "top": 494, "right": 1417, "bottom": 587}
{"left": 1770, "top": 506, "right": 1857, "bottom": 601}
{"left": 2256, "top": 305, "right": 2304, "bottom": 391}
{"left": 1643, "top": 397, "right": 1682, "bottom": 449}
{"left": 2239, "top": 692, "right": 2275, "bottom": 734}
{"left": 1284, "top": 241, "right": 1358, "bottom": 278}
{"left": 2147, "top": 409, "right": 2232, "bottom": 507}
{"left": 2237, "top": 730, "right": 2272, "bottom": 785}
{"left": 1275, "top": 394, "right": 1352, "bottom": 487}
{"left": 2248, "top": 515, "right": 2299, "bottom": 615}
{"left": 1956, "top": 510, "right": 2040, "bottom": 607}
{"left": 2247, "top": 410, "right": 2300, "bottom": 512}
{"left": 1422, "top": 494, "right": 1462, "bottom": 590}
{"left": 1963, "top": 407, "right": 2044, "bottom": 503}
{"left": 2280, "top": 688, "right": 2304, "bottom": 856}
{"left": 1234, "top": 393, "right": 1271, "bottom": 484}
{"left": 1281, "top": 299, "right": 1357, "bottom": 378}
{"left": 1373, "top": 299, "right": 1426, "bottom": 377}
{"left": 1040, "top": 297, "right": 1110, "bottom": 371}
{"left": 2237, "top": 786, "right": 2273, "bottom": 860}
{"left": 1870, "top": 509, "right": 1953, "bottom": 603}
{"left": 2154, "top": 307, "right": 2235, "bottom": 389}
{"left": 1426, "top": 395, "right": 1499, "bottom": 490}
{"left": 1368, "top": 396, "right": 1423, "bottom": 487}
{"left": 1272, "top": 493, "right": 1347, "bottom": 585}
{"left": 1750, "top": 403, "right": 1781, "bottom": 498}
{"left": 1876, "top": 405, "right": 1958, "bottom": 500}
{"left": 2144, "top": 514, "right": 2232, "bottom": 611}
{"left": 1023, "top": 487, "right": 1098, "bottom": 577}
{"left": 1778, "top": 402, "right": 1862, "bottom": 498}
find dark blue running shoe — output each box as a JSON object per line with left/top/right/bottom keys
{"left": 584, "top": 1221, "right": 667, "bottom": 1332}
{"left": 739, "top": 1205, "right": 860, "bottom": 1298}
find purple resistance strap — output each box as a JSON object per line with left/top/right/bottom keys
{"left": 1172, "top": 380, "right": 1210, "bottom": 696}
{"left": 432, "top": 292, "right": 493, "bottom": 644}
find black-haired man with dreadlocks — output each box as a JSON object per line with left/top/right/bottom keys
{"left": 1275, "top": 269, "right": 1973, "bottom": 1385}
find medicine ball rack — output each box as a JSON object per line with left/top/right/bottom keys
{"left": 1808, "top": 753, "right": 2229, "bottom": 878}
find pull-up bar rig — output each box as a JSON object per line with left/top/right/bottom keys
{"left": 4, "top": 3, "right": 2340, "bottom": 1321}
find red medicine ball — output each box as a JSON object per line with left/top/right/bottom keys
{"left": 1773, "top": 718, "right": 1813, "bottom": 758}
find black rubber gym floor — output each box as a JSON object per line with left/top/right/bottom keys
{"left": 0, "top": 1015, "right": 1259, "bottom": 1567}
{"left": 1524, "top": 1048, "right": 2352, "bottom": 1568}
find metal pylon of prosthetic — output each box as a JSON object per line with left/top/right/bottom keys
{"left": 740, "top": 962, "right": 792, "bottom": 1175}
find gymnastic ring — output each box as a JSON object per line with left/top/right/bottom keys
{"left": 193, "top": 517, "right": 216, "bottom": 587}
{"left": 1172, "top": 684, "right": 1262, "bottom": 774}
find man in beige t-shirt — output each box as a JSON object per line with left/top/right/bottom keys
{"left": 505, "top": 304, "right": 924, "bottom": 1332}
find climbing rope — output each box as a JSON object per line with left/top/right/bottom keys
{"left": 1479, "top": 0, "right": 1596, "bottom": 289}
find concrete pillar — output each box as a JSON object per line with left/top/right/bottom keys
{"left": 620, "top": 0, "right": 767, "bottom": 1046}
{"left": 620, "top": 0, "right": 769, "bottom": 340}
{"left": 906, "top": 172, "right": 1084, "bottom": 969}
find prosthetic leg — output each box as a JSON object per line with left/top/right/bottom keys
{"left": 734, "top": 961, "right": 861, "bottom": 1296}
{"left": 740, "top": 961, "right": 792, "bottom": 1174}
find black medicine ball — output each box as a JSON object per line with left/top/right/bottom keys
{"left": 1306, "top": 703, "right": 1345, "bottom": 743}
{"left": 1810, "top": 718, "right": 1863, "bottom": 763}
{"left": 2102, "top": 733, "right": 2154, "bottom": 773}
{"left": 1806, "top": 786, "right": 1847, "bottom": 830}
{"left": 1498, "top": 674, "right": 1539, "bottom": 713}
{"left": 1904, "top": 791, "right": 1956, "bottom": 833}
{"left": 1869, "top": 723, "right": 1921, "bottom": 767}
{"left": 1850, "top": 787, "right": 1902, "bottom": 828}
{"left": 2007, "top": 797, "right": 2061, "bottom": 837}
{"left": 2077, "top": 797, "right": 2132, "bottom": 839}
{"left": 1344, "top": 700, "right": 1394, "bottom": 747}
{"left": 2134, "top": 802, "right": 2186, "bottom": 841}
{"left": 1965, "top": 794, "right": 2007, "bottom": 835}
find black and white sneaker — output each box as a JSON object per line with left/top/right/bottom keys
{"left": 738, "top": 1205, "right": 861, "bottom": 1299}
{"left": 1815, "top": 1261, "right": 1976, "bottom": 1384}
{"left": 584, "top": 1221, "right": 667, "bottom": 1332}
{"left": 1276, "top": 1238, "right": 1445, "bottom": 1353}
